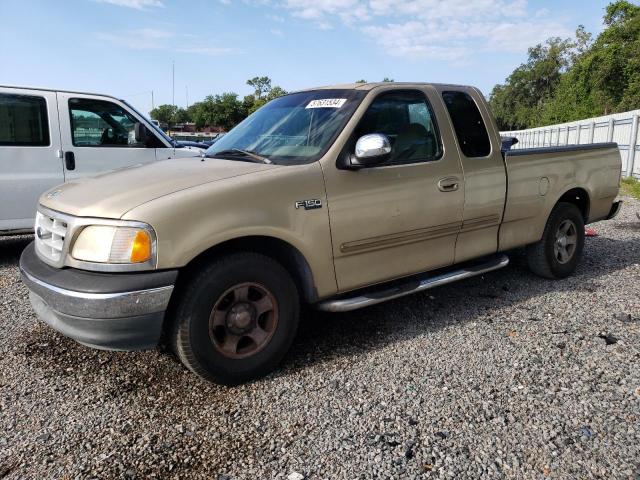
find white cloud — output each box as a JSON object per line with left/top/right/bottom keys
{"left": 270, "top": 28, "right": 285, "bottom": 36}
{"left": 96, "top": 28, "right": 241, "bottom": 56}
{"left": 279, "top": 0, "right": 370, "bottom": 28}
{"left": 482, "top": 20, "right": 572, "bottom": 52}
{"left": 251, "top": 0, "right": 575, "bottom": 61}
{"left": 94, "top": 0, "right": 163, "bottom": 9}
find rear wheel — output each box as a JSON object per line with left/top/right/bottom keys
{"left": 526, "top": 202, "right": 585, "bottom": 279}
{"left": 171, "top": 252, "right": 299, "bottom": 385}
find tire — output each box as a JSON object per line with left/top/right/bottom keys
{"left": 170, "top": 252, "right": 299, "bottom": 385}
{"left": 526, "top": 202, "right": 585, "bottom": 279}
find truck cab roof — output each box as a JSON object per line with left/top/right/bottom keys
{"left": 294, "top": 82, "right": 475, "bottom": 92}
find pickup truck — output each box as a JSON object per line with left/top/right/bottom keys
{"left": 19, "top": 82, "right": 622, "bottom": 384}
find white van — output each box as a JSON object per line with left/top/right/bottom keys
{"left": 0, "top": 85, "right": 202, "bottom": 235}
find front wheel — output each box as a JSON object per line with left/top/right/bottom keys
{"left": 170, "top": 252, "right": 300, "bottom": 385}
{"left": 526, "top": 202, "right": 585, "bottom": 279}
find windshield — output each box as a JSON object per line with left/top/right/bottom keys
{"left": 205, "top": 89, "right": 366, "bottom": 164}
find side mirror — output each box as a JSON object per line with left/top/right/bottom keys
{"left": 134, "top": 123, "right": 148, "bottom": 143}
{"left": 500, "top": 136, "right": 519, "bottom": 152}
{"left": 349, "top": 133, "right": 391, "bottom": 168}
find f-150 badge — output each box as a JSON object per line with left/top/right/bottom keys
{"left": 295, "top": 199, "right": 322, "bottom": 210}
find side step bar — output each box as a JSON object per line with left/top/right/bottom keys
{"left": 316, "top": 254, "right": 509, "bottom": 312}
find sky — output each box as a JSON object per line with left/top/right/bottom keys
{"left": 0, "top": 0, "right": 618, "bottom": 115}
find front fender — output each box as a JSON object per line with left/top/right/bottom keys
{"left": 122, "top": 162, "right": 339, "bottom": 298}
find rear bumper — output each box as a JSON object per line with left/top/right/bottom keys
{"left": 606, "top": 200, "right": 623, "bottom": 220}
{"left": 19, "top": 242, "right": 177, "bottom": 350}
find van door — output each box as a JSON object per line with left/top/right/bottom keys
{"left": 0, "top": 88, "right": 64, "bottom": 232}
{"left": 57, "top": 93, "right": 165, "bottom": 180}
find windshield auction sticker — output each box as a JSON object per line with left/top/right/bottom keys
{"left": 306, "top": 98, "right": 347, "bottom": 109}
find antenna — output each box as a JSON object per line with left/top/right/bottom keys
{"left": 186, "top": 85, "right": 189, "bottom": 109}
{"left": 172, "top": 60, "right": 175, "bottom": 106}
{"left": 151, "top": 90, "right": 154, "bottom": 110}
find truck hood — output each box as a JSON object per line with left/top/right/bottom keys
{"left": 39, "top": 158, "right": 273, "bottom": 219}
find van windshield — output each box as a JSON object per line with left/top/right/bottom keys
{"left": 204, "top": 89, "right": 366, "bottom": 165}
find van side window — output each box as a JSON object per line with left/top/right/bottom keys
{"left": 0, "top": 94, "right": 50, "bottom": 146}
{"left": 442, "top": 91, "right": 491, "bottom": 158}
{"left": 69, "top": 98, "right": 160, "bottom": 148}
{"left": 354, "top": 90, "right": 442, "bottom": 164}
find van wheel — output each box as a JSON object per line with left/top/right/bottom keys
{"left": 526, "top": 202, "right": 585, "bottom": 279}
{"left": 171, "top": 252, "right": 299, "bottom": 385}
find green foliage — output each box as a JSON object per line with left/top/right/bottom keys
{"left": 620, "top": 177, "right": 640, "bottom": 199}
{"left": 490, "top": 1, "right": 640, "bottom": 130}
{"left": 489, "top": 36, "right": 578, "bottom": 129}
{"left": 188, "top": 93, "right": 247, "bottom": 131}
{"left": 149, "top": 104, "right": 179, "bottom": 125}
{"left": 153, "top": 76, "right": 287, "bottom": 130}
{"left": 244, "top": 84, "right": 288, "bottom": 114}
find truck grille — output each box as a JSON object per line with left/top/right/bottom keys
{"left": 35, "top": 211, "right": 68, "bottom": 265}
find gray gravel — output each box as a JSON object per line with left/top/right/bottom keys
{"left": 1, "top": 198, "right": 639, "bottom": 480}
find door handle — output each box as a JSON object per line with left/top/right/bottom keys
{"left": 64, "top": 151, "right": 75, "bottom": 171}
{"left": 437, "top": 176, "right": 459, "bottom": 192}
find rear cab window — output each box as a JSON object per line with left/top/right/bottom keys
{"left": 0, "top": 93, "right": 50, "bottom": 146}
{"left": 442, "top": 91, "right": 491, "bottom": 158}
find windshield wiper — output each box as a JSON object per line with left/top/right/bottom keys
{"left": 206, "top": 149, "right": 272, "bottom": 164}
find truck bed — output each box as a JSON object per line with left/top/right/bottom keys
{"left": 499, "top": 142, "right": 622, "bottom": 251}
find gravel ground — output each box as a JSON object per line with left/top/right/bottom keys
{"left": 1, "top": 199, "right": 639, "bottom": 480}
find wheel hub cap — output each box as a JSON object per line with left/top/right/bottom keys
{"left": 226, "top": 302, "right": 255, "bottom": 333}
{"left": 208, "top": 282, "right": 279, "bottom": 359}
{"left": 554, "top": 219, "right": 577, "bottom": 264}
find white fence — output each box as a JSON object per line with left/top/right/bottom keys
{"left": 501, "top": 109, "right": 640, "bottom": 178}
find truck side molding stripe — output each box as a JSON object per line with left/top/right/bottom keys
{"left": 459, "top": 214, "right": 501, "bottom": 233}
{"left": 340, "top": 221, "right": 461, "bottom": 255}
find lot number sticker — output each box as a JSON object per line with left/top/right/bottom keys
{"left": 306, "top": 98, "right": 347, "bottom": 109}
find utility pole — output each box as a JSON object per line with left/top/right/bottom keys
{"left": 151, "top": 90, "right": 154, "bottom": 110}
{"left": 172, "top": 60, "right": 175, "bottom": 106}
{"left": 185, "top": 85, "right": 189, "bottom": 109}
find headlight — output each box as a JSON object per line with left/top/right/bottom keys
{"left": 72, "top": 225, "right": 155, "bottom": 264}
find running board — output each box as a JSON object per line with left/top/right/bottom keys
{"left": 316, "top": 254, "right": 509, "bottom": 312}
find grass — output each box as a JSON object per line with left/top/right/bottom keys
{"left": 620, "top": 177, "right": 640, "bottom": 200}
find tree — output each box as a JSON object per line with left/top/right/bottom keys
{"left": 489, "top": 36, "right": 576, "bottom": 129}
{"left": 150, "top": 104, "right": 178, "bottom": 125}
{"left": 173, "top": 107, "right": 190, "bottom": 124}
{"left": 243, "top": 77, "right": 287, "bottom": 114}
{"left": 247, "top": 76, "right": 272, "bottom": 100}
{"left": 155, "top": 76, "right": 288, "bottom": 131}
{"left": 149, "top": 104, "right": 191, "bottom": 126}
{"left": 541, "top": 1, "right": 640, "bottom": 122}
{"left": 490, "top": 1, "right": 640, "bottom": 129}
{"left": 188, "top": 93, "right": 246, "bottom": 131}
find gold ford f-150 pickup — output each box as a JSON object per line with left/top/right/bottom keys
{"left": 20, "top": 82, "right": 623, "bottom": 384}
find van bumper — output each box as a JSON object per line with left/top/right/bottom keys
{"left": 19, "top": 242, "right": 177, "bottom": 351}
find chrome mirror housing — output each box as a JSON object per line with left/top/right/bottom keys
{"left": 348, "top": 133, "right": 391, "bottom": 168}
{"left": 355, "top": 133, "right": 391, "bottom": 159}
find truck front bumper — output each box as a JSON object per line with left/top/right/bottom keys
{"left": 19, "top": 242, "right": 178, "bottom": 351}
